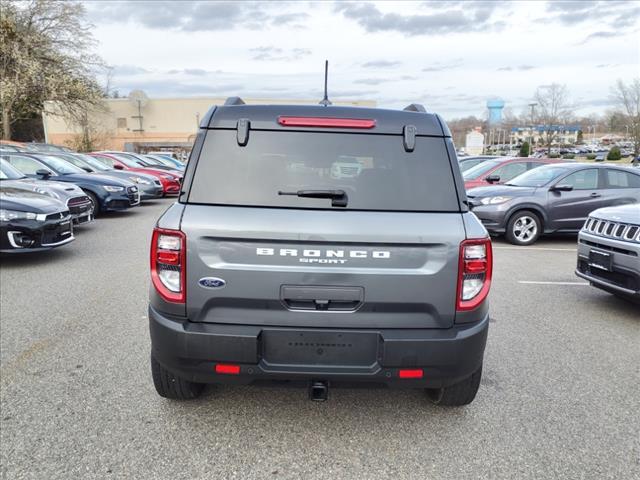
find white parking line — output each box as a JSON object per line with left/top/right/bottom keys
{"left": 518, "top": 281, "right": 589, "bottom": 286}
{"left": 494, "top": 246, "right": 576, "bottom": 252}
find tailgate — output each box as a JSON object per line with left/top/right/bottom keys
{"left": 183, "top": 206, "right": 464, "bottom": 329}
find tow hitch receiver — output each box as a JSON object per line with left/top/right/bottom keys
{"left": 309, "top": 380, "right": 329, "bottom": 402}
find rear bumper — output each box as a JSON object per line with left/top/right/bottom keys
{"left": 149, "top": 306, "right": 489, "bottom": 388}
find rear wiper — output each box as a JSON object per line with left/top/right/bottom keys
{"left": 278, "top": 189, "right": 348, "bottom": 207}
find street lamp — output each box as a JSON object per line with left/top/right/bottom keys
{"left": 528, "top": 102, "right": 537, "bottom": 155}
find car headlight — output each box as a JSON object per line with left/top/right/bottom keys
{"left": 103, "top": 185, "right": 125, "bottom": 192}
{"left": 0, "top": 209, "right": 38, "bottom": 222}
{"left": 130, "top": 176, "right": 151, "bottom": 185}
{"left": 33, "top": 187, "right": 60, "bottom": 200}
{"left": 480, "top": 196, "right": 513, "bottom": 205}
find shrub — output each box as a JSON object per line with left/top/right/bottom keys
{"left": 549, "top": 153, "right": 560, "bottom": 158}
{"left": 607, "top": 146, "right": 622, "bottom": 161}
{"left": 562, "top": 154, "right": 575, "bottom": 159}
{"left": 519, "top": 141, "right": 530, "bottom": 157}
{"left": 586, "top": 154, "right": 596, "bottom": 160}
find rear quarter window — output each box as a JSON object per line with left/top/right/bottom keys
{"left": 188, "top": 130, "right": 461, "bottom": 212}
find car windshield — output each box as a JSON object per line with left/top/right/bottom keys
{"left": 75, "top": 154, "right": 110, "bottom": 171}
{"left": 110, "top": 154, "right": 144, "bottom": 168}
{"left": 117, "top": 152, "right": 151, "bottom": 166}
{"left": 0, "top": 159, "right": 27, "bottom": 179}
{"left": 54, "top": 153, "right": 95, "bottom": 171}
{"left": 462, "top": 159, "right": 502, "bottom": 180}
{"left": 36, "top": 154, "right": 85, "bottom": 174}
{"left": 507, "top": 166, "right": 569, "bottom": 187}
{"left": 146, "top": 155, "right": 174, "bottom": 167}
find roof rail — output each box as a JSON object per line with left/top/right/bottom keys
{"left": 224, "top": 96, "right": 245, "bottom": 106}
{"left": 403, "top": 103, "right": 426, "bottom": 113}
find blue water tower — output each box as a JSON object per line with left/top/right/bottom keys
{"left": 487, "top": 99, "right": 505, "bottom": 124}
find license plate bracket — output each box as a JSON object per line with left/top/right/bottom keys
{"left": 262, "top": 330, "right": 378, "bottom": 367}
{"left": 589, "top": 249, "right": 612, "bottom": 271}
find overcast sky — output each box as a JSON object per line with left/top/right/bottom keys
{"left": 85, "top": 0, "right": 640, "bottom": 120}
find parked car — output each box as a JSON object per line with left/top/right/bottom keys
{"left": 144, "top": 154, "right": 185, "bottom": 171}
{"left": 458, "top": 155, "right": 499, "bottom": 173}
{"left": 463, "top": 157, "right": 566, "bottom": 190}
{"left": 576, "top": 204, "right": 640, "bottom": 303}
{"left": 99, "top": 151, "right": 183, "bottom": 175}
{"left": 2, "top": 153, "right": 140, "bottom": 214}
{"left": 146, "top": 153, "right": 186, "bottom": 169}
{"left": 0, "top": 186, "right": 74, "bottom": 253}
{"left": 50, "top": 153, "right": 163, "bottom": 200}
{"left": 24, "top": 143, "right": 73, "bottom": 153}
{"left": 149, "top": 99, "right": 492, "bottom": 406}
{"left": 0, "top": 159, "right": 93, "bottom": 225}
{"left": 90, "top": 153, "right": 181, "bottom": 195}
{"left": 467, "top": 163, "right": 640, "bottom": 245}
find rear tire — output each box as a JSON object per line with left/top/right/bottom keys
{"left": 505, "top": 210, "right": 541, "bottom": 245}
{"left": 426, "top": 365, "right": 482, "bottom": 406}
{"left": 151, "top": 355, "right": 204, "bottom": 400}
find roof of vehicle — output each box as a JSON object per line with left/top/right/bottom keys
{"left": 204, "top": 102, "right": 451, "bottom": 137}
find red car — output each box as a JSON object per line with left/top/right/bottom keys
{"left": 90, "top": 153, "right": 182, "bottom": 195}
{"left": 463, "top": 157, "right": 567, "bottom": 189}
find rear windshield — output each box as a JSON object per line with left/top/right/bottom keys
{"left": 188, "top": 130, "right": 460, "bottom": 212}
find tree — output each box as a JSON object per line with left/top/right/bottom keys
{"left": 576, "top": 130, "right": 583, "bottom": 144}
{"left": 519, "top": 141, "right": 530, "bottom": 157}
{"left": 611, "top": 78, "right": 640, "bottom": 166}
{"left": 607, "top": 146, "right": 622, "bottom": 161}
{"left": 0, "top": 0, "right": 106, "bottom": 140}
{"left": 533, "top": 83, "right": 574, "bottom": 155}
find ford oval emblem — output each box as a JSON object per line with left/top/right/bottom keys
{"left": 199, "top": 277, "right": 226, "bottom": 289}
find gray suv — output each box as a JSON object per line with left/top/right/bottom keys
{"left": 576, "top": 204, "right": 640, "bottom": 302}
{"left": 148, "top": 98, "right": 492, "bottom": 405}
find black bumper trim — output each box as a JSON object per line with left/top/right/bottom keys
{"left": 149, "top": 306, "right": 489, "bottom": 388}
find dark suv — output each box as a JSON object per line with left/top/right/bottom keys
{"left": 149, "top": 98, "right": 492, "bottom": 405}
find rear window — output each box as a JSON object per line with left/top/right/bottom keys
{"left": 188, "top": 130, "right": 460, "bottom": 212}
{"left": 462, "top": 159, "right": 502, "bottom": 180}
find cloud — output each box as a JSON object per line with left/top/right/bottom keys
{"left": 545, "top": 1, "right": 640, "bottom": 29}
{"left": 497, "top": 65, "right": 536, "bottom": 71}
{"left": 362, "top": 60, "right": 402, "bottom": 68}
{"left": 354, "top": 78, "right": 389, "bottom": 85}
{"left": 112, "top": 65, "right": 150, "bottom": 75}
{"left": 86, "top": 1, "right": 311, "bottom": 31}
{"left": 422, "top": 59, "right": 463, "bottom": 72}
{"left": 335, "top": 1, "right": 503, "bottom": 36}
{"left": 580, "top": 31, "right": 617, "bottom": 44}
{"left": 250, "top": 47, "right": 312, "bottom": 61}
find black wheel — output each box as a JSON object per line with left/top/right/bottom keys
{"left": 505, "top": 210, "right": 542, "bottom": 245}
{"left": 426, "top": 365, "right": 482, "bottom": 406}
{"left": 151, "top": 355, "right": 204, "bottom": 400}
{"left": 84, "top": 190, "right": 100, "bottom": 216}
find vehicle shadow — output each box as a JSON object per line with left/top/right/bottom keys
{"left": 0, "top": 245, "right": 76, "bottom": 268}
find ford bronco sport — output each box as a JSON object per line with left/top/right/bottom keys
{"left": 149, "top": 97, "right": 492, "bottom": 405}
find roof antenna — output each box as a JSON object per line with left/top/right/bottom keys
{"left": 319, "top": 60, "right": 332, "bottom": 106}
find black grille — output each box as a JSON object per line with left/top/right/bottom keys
{"left": 67, "top": 195, "right": 90, "bottom": 206}
{"left": 578, "top": 260, "right": 640, "bottom": 291}
{"left": 44, "top": 210, "right": 70, "bottom": 221}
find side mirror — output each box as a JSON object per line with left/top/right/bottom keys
{"left": 36, "top": 169, "right": 52, "bottom": 179}
{"left": 81, "top": 166, "right": 92, "bottom": 173}
{"left": 113, "top": 164, "right": 124, "bottom": 170}
{"left": 551, "top": 184, "right": 573, "bottom": 192}
{"left": 485, "top": 174, "right": 501, "bottom": 183}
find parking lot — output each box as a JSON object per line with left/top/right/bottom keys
{"left": 1, "top": 198, "right": 638, "bottom": 480}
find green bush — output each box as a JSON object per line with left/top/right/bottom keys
{"left": 519, "top": 141, "right": 530, "bottom": 157}
{"left": 562, "top": 154, "right": 575, "bottom": 159}
{"left": 549, "top": 153, "right": 560, "bottom": 158}
{"left": 607, "top": 146, "right": 622, "bottom": 161}
{"left": 586, "top": 154, "right": 596, "bottom": 160}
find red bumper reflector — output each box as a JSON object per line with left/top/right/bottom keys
{"left": 399, "top": 369, "right": 423, "bottom": 379}
{"left": 278, "top": 116, "right": 376, "bottom": 129}
{"left": 215, "top": 364, "right": 240, "bottom": 375}
{"left": 464, "top": 258, "right": 487, "bottom": 273}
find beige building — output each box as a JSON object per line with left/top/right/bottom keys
{"left": 42, "top": 97, "right": 376, "bottom": 156}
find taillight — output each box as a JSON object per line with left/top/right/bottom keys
{"left": 150, "top": 227, "right": 186, "bottom": 303}
{"left": 456, "top": 238, "right": 492, "bottom": 312}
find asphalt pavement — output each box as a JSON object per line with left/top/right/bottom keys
{"left": 1, "top": 198, "right": 638, "bottom": 479}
